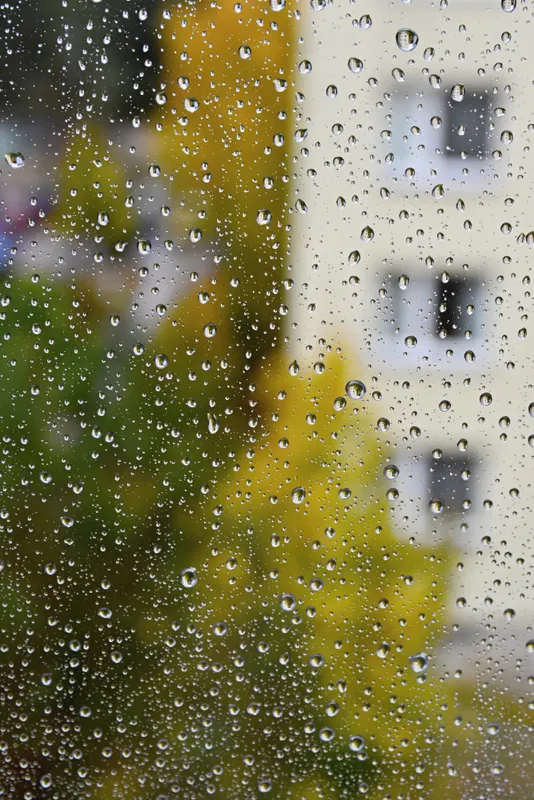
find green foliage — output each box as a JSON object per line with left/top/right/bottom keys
{"left": 54, "top": 125, "right": 135, "bottom": 251}
{"left": 0, "top": 275, "right": 459, "bottom": 798}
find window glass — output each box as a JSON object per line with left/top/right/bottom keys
{"left": 0, "top": 0, "right": 530, "bottom": 797}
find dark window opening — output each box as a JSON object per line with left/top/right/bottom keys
{"left": 434, "top": 277, "right": 477, "bottom": 339}
{"left": 444, "top": 89, "right": 491, "bottom": 159}
{"left": 428, "top": 455, "right": 472, "bottom": 516}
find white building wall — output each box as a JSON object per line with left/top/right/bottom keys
{"left": 292, "top": 0, "right": 534, "bottom": 639}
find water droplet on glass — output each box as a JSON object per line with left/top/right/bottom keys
{"left": 450, "top": 84, "right": 465, "bottom": 103}
{"left": 238, "top": 44, "right": 251, "bottom": 59}
{"left": 280, "top": 593, "right": 296, "bottom": 611}
{"left": 289, "top": 359, "right": 300, "bottom": 376}
{"left": 501, "top": 0, "right": 516, "bottom": 11}
{"left": 409, "top": 652, "right": 429, "bottom": 673}
{"left": 292, "top": 487, "right": 306, "bottom": 504}
{"left": 212, "top": 621, "right": 228, "bottom": 636}
{"left": 360, "top": 225, "right": 374, "bottom": 242}
{"left": 203, "top": 323, "right": 217, "bottom": 338}
{"left": 256, "top": 208, "right": 272, "bottom": 225}
{"left": 429, "top": 498, "right": 443, "bottom": 514}
{"left": 377, "top": 642, "right": 390, "bottom": 659}
{"left": 349, "top": 735, "right": 365, "bottom": 752}
{"left": 207, "top": 412, "right": 219, "bottom": 434}
{"left": 396, "top": 28, "right": 419, "bottom": 52}
{"left": 154, "top": 354, "right": 169, "bottom": 370}
{"left": 180, "top": 567, "right": 198, "bottom": 588}
{"left": 384, "top": 465, "right": 399, "bottom": 480}
{"left": 479, "top": 392, "right": 492, "bottom": 407}
{"left": 4, "top": 152, "right": 24, "bottom": 168}
{"left": 184, "top": 97, "right": 199, "bottom": 112}
{"left": 348, "top": 57, "right": 363, "bottom": 74}
{"left": 319, "top": 727, "right": 335, "bottom": 742}
{"left": 346, "top": 380, "right": 366, "bottom": 400}
{"left": 137, "top": 239, "right": 151, "bottom": 255}
{"left": 392, "top": 68, "right": 406, "bottom": 83}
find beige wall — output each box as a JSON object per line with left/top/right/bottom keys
{"left": 292, "top": 0, "right": 534, "bottom": 631}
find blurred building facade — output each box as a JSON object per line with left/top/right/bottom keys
{"left": 292, "top": 0, "right": 533, "bottom": 658}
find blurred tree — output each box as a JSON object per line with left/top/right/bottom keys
{"left": 158, "top": 0, "right": 293, "bottom": 360}
{"left": 54, "top": 123, "right": 135, "bottom": 251}
{"left": 0, "top": 273, "right": 453, "bottom": 798}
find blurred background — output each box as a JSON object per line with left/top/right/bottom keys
{"left": 0, "top": 0, "right": 531, "bottom": 798}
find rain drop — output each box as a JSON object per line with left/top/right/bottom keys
{"left": 4, "top": 152, "right": 24, "bottom": 168}
{"left": 180, "top": 567, "right": 198, "bottom": 588}
{"left": 346, "top": 380, "right": 366, "bottom": 400}
{"left": 409, "top": 652, "right": 429, "bottom": 673}
{"left": 292, "top": 487, "right": 306, "bottom": 505}
{"left": 396, "top": 28, "right": 419, "bottom": 52}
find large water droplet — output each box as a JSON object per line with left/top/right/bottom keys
{"left": 256, "top": 209, "right": 272, "bottom": 225}
{"left": 4, "top": 152, "right": 24, "bottom": 168}
{"left": 450, "top": 84, "right": 465, "bottom": 103}
{"left": 291, "top": 487, "right": 306, "bottom": 504}
{"left": 377, "top": 642, "right": 390, "bottom": 659}
{"left": 180, "top": 567, "right": 198, "bottom": 588}
{"left": 396, "top": 28, "right": 419, "bottom": 52}
{"left": 409, "top": 652, "right": 429, "bottom": 673}
{"left": 280, "top": 593, "right": 297, "bottom": 611}
{"left": 346, "top": 379, "right": 366, "bottom": 400}
{"left": 429, "top": 498, "right": 443, "bottom": 514}
{"left": 348, "top": 57, "right": 364, "bottom": 73}
{"left": 348, "top": 735, "right": 365, "bottom": 752}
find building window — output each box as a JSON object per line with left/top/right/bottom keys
{"left": 435, "top": 276, "right": 479, "bottom": 340}
{"left": 428, "top": 455, "right": 472, "bottom": 516}
{"left": 389, "top": 82, "right": 496, "bottom": 186}
{"left": 444, "top": 89, "right": 491, "bottom": 159}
